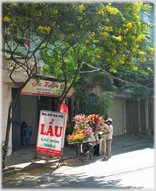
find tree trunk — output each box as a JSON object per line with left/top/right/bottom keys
{"left": 2, "top": 159, "right": 6, "bottom": 169}
{"left": 75, "top": 98, "right": 80, "bottom": 115}
{"left": 2, "top": 92, "right": 21, "bottom": 169}
{"left": 2, "top": 78, "right": 32, "bottom": 169}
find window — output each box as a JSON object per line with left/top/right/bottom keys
{"left": 143, "top": 12, "right": 151, "bottom": 40}
{"left": 143, "top": 12, "right": 150, "bottom": 23}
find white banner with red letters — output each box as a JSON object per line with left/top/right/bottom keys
{"left": 36, "top": 110, "right": 67, "bottom": 157}
{"left": 21, "top": 79, "right": 74, "bottom": 97}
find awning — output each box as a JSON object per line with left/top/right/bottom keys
{"left": 21, "top": 79, "right": 74, "bottom": 97}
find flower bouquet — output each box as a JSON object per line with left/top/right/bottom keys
{"left": 88, "top": 114, "right": 104, "bottom": 132}
{"left": 67, "top": 114, "right": 92, "bottom": 144}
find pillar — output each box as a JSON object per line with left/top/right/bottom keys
{"left": 123, "top": 100, "right": 126, "bottom": 134}
{"left": 138, "top": 99, "right": 141, "bottom": 132}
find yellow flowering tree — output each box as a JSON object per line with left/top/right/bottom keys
{"left": 40, "top": 2, "right": 154, "bottom": 110}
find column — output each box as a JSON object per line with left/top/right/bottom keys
{"left": 138, "top": 99, "right": 141, "bottom": 132}
{"left": 123, "top": 100, "right": 126, "bottom": 134}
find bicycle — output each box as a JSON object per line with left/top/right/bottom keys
{"left": 76, "top": 142, "right": 95, "bottom": 162}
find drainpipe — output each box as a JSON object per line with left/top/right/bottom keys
{"left": 123, "top": 100, "right": 126, "bottom": 134}
{"left": 138, "top": 99, "right": 141, "bottom": 132}
{"left": 145, "top": 101, "right": 149, "bottom": 131}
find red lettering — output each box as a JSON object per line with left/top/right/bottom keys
{"left": 55, "top": 126, "right": 63, "bottom": 137}
{"left": 44, "top": 82, "right": 50, "bottom": 87}
{"left": 32, "top": 81, "right": 42, "bottom": 87}
{"left": 40, "top": 124, "right": 46, "bottom": 135}
{"left": 48, "top": 84, "right": 53, "bottom": 88}
{"left": 46, "top": 125, "right": 54, "bottom": 136}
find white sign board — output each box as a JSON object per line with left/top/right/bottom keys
{"left": 36, "top": 110, "right": 67, "bottom": 157}
{"left": 21, "top": 79, "right": 74, "bottom": 97}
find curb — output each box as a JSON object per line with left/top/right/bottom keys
{"left": 112, "top": 140, "right": 153, "bottom": 150}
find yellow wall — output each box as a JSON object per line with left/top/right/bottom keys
{"left": 107, "top": 99, "right": 124, "bottom": 136}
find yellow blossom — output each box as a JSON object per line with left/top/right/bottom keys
{"left": 99, "top": 9, "right": 104, "bottom": 15}
{"left": 112, "top": 49, "right": 116, "bottom": 54}
{"left": 126, "top": 22, "right": 132, "bottom": 29}
{"left": 108, "top": 7, "right": 119, "bottom": 15}
{"left": 136, "top": 15, "right": 140, "bottom": 20}
{"left": 45, "top": 26, "right": 51, "bottom": 32}
{"left": 38, "top": 26, "right": 44, "bottom": 30}
{"left": 85, "top": 40, "right": 89, "bottom": 43}
{"left": 79, "top": 4, "right": 84, "bottom": 13}
{"left": 109, "top": 26, "right": 113, "bottom": 31}
{"left": 72, "top": 34, "right": 75, "bottom": 37}
{"left": 147, "top": 67, "right": 150, "bottom": 70}
{"left": 52, "top": 58, "right": 55, "bottom": 62}
{"left": 105, "top": 26, "right": 109, "bottom": 31}
{"left": 106, "top": 18, "right": 110, "bottom": 23}
{"left": 142, "top": 58, "right": 146, "bottom": 62}
{"left": 53, "top": 22, "right": 56, "bottom": 26}
{"left": 96, "top": 55, "right": 100, "bottom": 59}
{"left": 116, "top": 36, "right": 122, "bottom": 41}
{"left": 137, "top": 34, "right": 145, "bottom": 41}
{"left": 123, "top": 41, "right": 127, "bottom": 46}
{"left": 120, "top": 60, "right": 125, "bottom": 64}
{"left": 72, "top": 4, "right": 76, "bottom": 9}
{"left": 104, "top": 32, "right": 108, "bottom": 36}
{"left": 3, "top": 16, "right": 10, "bottom": 22}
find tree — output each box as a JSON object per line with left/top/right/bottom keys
{"left": 2, "top": 2, "right": 83, "bottom": 168}
{"left": 40, "top": 1, "right": 154, "bottom": 110}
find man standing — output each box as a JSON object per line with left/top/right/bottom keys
{"left": 99, "top": 119, "right": 108, "bottom": 155}
{"left": 103, "top": 118, "right": 113, "bottom": 159}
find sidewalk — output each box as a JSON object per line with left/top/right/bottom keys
{"left": 2, "top": 134, "right": 153, "bottom": 178}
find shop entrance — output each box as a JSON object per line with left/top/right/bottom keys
{"left": 12, "top": 88, "right": 21, "bottom": 151}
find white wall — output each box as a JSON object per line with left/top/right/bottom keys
{"left": 107, "top": 99, "right": 123, "bottom": 136}
{"left": 21, "top": 95, "right": 39, "bottom": 144}
{"left": 2, "top": 83, "right": 12, "bottom": 156}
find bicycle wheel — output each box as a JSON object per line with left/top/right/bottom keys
{"left": 87, "top": 142, "right": 94, "bottom": 159}
{"left": 89, "top": 147, "right": 95, "bottom": 159}
{"left": 78, "top": 143, "right": 89, "bottom": 162}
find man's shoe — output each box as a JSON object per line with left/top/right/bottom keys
{"left": 104, "top": 156, "right": 109, "bottom": 159}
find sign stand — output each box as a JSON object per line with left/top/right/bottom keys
{"left": 32, "top": 110, "right": 67, "bottom": 167}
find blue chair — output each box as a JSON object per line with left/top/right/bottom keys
{"left": 22, "top": 127, "right": 32, "bottom": 146}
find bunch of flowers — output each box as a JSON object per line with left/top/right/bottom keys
{"left": 88, "top": 114, "right": 104, "bottom": 132}
{"left": 67, "top": 114, "right": 92, "bottom": 144}
{"left": 88, "top": 114, "right": 100, "bottom": 125}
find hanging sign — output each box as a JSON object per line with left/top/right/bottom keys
{"left": 36, "top": 110, "right": 67, "bottom": 157}
{"left": 21, "top": 79, "right": 74, "bottom": 97}
{"left": 59, "top": 102, "right": 68, "bottom": 129}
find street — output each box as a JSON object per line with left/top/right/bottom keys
{"left": 2, "top": 141, "right": 155, "bottom": 189}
